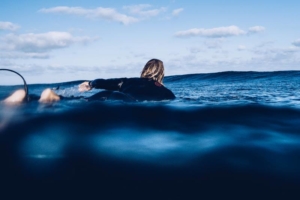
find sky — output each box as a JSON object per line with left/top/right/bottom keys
{"left": 1, "top": 0, "right": 300, "bottom": 84}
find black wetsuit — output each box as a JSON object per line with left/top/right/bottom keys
{"left": 88, "top": 78, "right": 175, "bottom": 102}
{"left": 27, "top": 78, "right": 175, "bottom": 102}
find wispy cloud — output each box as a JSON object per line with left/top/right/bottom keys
{"left": 1, "top": 32, "right": 96, "bottom": 53}
{"left": 255, "top": 41, "right": 275, "bottom": 48}
{"left": 0, "top": 52, "right": 50, "bottom": 59}
{"left": 123, "top": 4, "right": 167, "bottom": 18}
{"left": 172, "top": 8, "right": 184, "bottom": 16}
{"left": 175, "top": 26, "right": 246, "bottom": 38}
{"left": 292, "top": 39, "right": 300, "bottom": 47}
{"left": 175, "top": 25, "right": 265, "bottom": 38}
{"left": 188, "top": 39, "right": 225, "bottom": 53}
{"left": 167, "top": 46, "right": 300, "bottom": 74}
{"left": 39, "top": 6, "right": 139, "bottom": 25}
{"left": 248, "top": 26, "right": 265, "bottom": 33}
{"left": 252, "top": 44, "right": 299, "bottom": 55}
{"left": 204, "top": 38, "right": 225, "bottom": 49}
{"left": 251, "top": 46, "right": 300, "bottom": 65}
{"left": 189, "top": 47, "right": 205, "bottom": 54}
{"left": 0, "top": 21, "right": 19, "bottom": 31}
{"left": 237, "top": 45, "right": 246, "bottom": 51}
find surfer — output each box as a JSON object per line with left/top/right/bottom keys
{"left": 2, "top": 59, "right": 175, "bottom": 103}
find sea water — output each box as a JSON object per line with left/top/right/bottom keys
{"left": 1, "top": 71, "right": 300, "bottom": 199}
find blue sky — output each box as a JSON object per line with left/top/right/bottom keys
{"left": 1, "top": 0, "right": 300, "bottom": 84}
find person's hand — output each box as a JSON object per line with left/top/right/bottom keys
{"left": 78, "top": 81, "right": 92, "bottom": 92}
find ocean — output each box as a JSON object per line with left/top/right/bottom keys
{"left": 1, "top": 71, "right": 300, "bottom": 199}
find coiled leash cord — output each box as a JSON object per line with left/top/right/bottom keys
{"left": 0, "top": 69, "right": 29, "bottom": 102}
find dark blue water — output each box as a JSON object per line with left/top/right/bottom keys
{"left": 1, "top": 71, "right": 300, "bottom": 199}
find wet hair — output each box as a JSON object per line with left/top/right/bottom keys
{"left": 140, "top": 59, "right": 165, "bottom": 84}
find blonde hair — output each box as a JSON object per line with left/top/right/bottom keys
{"left": 140, "top": 59, "right": 165, "bottom": 84}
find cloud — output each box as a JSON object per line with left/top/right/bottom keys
{"left": 39, "top": 6, "right": 138, "bottom": 25}
{"left": 238, "top": 45, "right": 246, "bottom": 51}
{"left": 255, "top": 41, "right": 275, "bottom": 48}
{"left": 0, "top": 21, "right": 19, "bottom": 31}
{"left": 188, "top": 40, "right": 225, "bottom": 54}
{"left": 167, "top": 47, "right": 300, "bottom": 74}
{"left": 253, "top": 47, "right": 299, "bottom": 55}
{"left": 0, "top": 52, "right": 50, "bottom": 59}
{"left": 175, "top": 26, "right": 246, "bottom": 38}
{"left": 189, "top": 47, "right": 204, "bottom": 54}
{"left": 1, "top": 32, "right": 96, "bottom": 53}
{"left": 1, "top": 64, "right": 50, "bottom": 76}
{"left": 175, "top": 25, "right": 266, "bottom": 38}
{"left": 123, "top": 4, "right": 167, "bottom": 18}
{"left": 172, "top": 8, "right": 184, "bottom": 16}
{"left": 292, "top": 39, "right": 300, "bottom": 47}
{"left": 204, "top": 38, "right": 225, "bottom": 49}
{"left": 248, "top": 26, "right": 265, "bottom": 33}
{"left": 250, "top": 46, "right": 300, "bottom": 66}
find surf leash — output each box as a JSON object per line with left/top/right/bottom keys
{"left": 0, "top": 69, "right": 29, "bottom": 102}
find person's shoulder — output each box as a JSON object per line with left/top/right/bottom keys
{"left": 151, "top": 80, "right": 176, "bottom": 99}
{"left": 125, "top": 77, "right": 143, "bottom": 81}
{"left": 126, "top": 77, "right": 150, "bottom": 83}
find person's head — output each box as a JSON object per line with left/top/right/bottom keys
{"left": 140, "top": 59, "right": 164, "bottom": 84}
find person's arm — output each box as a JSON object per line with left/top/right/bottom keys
{"left": 79, "top": 78, "right": 126, "bottom": 92}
